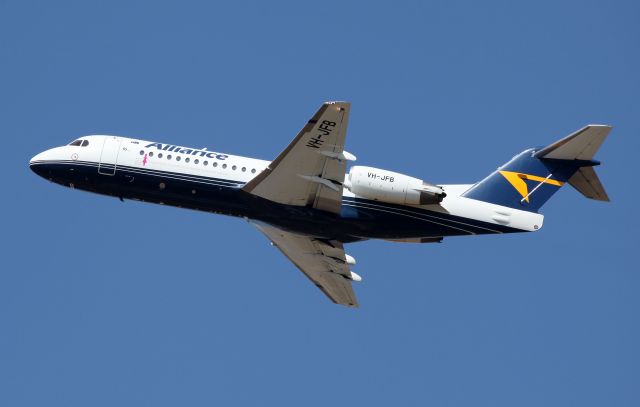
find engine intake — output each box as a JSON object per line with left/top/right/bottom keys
{"left": 345, "top": 166, "right": 445, "bottom": 205}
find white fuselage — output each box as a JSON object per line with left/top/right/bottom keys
{"left": 30, "top": 135, "right": 543, "bottom": 240}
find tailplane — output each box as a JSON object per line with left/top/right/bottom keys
{"left": 463, "top": 125, "right": 612, "bottom": 212}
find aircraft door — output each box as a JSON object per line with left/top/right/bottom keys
{"left": 98, "top": 136, "right": 121, "bottom": 175}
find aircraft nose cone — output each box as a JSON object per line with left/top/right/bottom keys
{"left": 30, "top": 150, "right": 45, "bottom": 163}
{"left": 30, "top": 151, "right": 48, "bottom": 177}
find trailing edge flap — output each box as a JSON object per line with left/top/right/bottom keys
{"left": 568, "top": 166, "right": 610, "bottom": 201}
{"left": 535, "top": 124, "right": 611, "bottom": 160}
{"left": 250, "top": 221, "right": 358, "bottom": 307}
{"left": 243, "top": 102, "right": 351, "bottom": 214}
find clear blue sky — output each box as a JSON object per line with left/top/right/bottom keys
{"left": 1, "top": 1, "right": 638, "bottom": 405}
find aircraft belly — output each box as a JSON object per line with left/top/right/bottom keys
{"left": 37, "top": 160, "right": 521, "bottom": 240}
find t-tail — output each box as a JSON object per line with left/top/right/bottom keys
{"left": 463, "top": 125, "right": 612, "bottom": 212}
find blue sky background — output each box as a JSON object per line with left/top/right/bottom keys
{"left": 1, "top": 1, "right": 639, "bottom": 405}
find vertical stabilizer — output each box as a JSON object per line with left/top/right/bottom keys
{"left": 463, "top": 125, "right": 612, "bottom": 212}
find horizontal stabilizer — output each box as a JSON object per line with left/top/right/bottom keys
{"left": 535, "top": 124, "right": 611, "bottom": 160}
{"left": 568, "top": 166, "right": 610, "bottom": 201}
{"left": 464, "top": 124, "right": 612, "bottom": 212}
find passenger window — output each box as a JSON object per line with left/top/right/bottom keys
{"left": 139, "top": 150, "right": 144, "bottom": 155}
{"left": 203, "top": 161, "right": 208, "bottom": 166}
{"left": 185, "top": 157, "right": 190, "bottom": 163}
{"left": 81, "top": 140, "right": 89, "bottom": 147}
{"left": 222, "top": 164, "right": 227, "bottom": 169}
{"left": 232, "top": 165, "right": 237, "bottom": 171}
{"left": 176, "top": 156, "right": 181, "bottom": 162}
{"left": 158, "top": 153, "right": 163, "bottom": 158}
{"left": 194, "top": 159, "right": 199, "bottom": 164}
{"left": 167, "top": 155, "right": 172, "bottom": 160}
{"left": 149, "top": 152, "right": 154, "bottom": 157}
{"left": 213, "top": 162, "right": 218, "bottom": 167}
{"left": 251, "top": 169, "right": 256, "bottom": 173}
{"left": 241, "top": 167, "right": 246, "bottom": 172}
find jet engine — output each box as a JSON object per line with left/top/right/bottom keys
{"left": 345, "top": 166, "right": 445, "bottom": 205}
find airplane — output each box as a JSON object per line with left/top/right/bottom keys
{"left": 29, "top": 102, "right": 611, "bottom": 307}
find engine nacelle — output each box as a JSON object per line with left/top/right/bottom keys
{"left": 345, "top": 166, "right": 445, "bottom": 205}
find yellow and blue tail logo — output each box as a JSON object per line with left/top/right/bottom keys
{"left": 463, "top": 148, "right": 577, "bottom": 212}
{"left": 498, "top": 170, "right": 565, "bottom": 203}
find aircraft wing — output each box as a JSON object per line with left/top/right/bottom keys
{"left": 251, "top": 221, "right": 359, "bottom": 307}
{"left": 242, "top": 101, "right": 353, "bottom": 214}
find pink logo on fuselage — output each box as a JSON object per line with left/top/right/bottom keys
{"left": 142, "top": 153, "right": 148, "bottom": 166}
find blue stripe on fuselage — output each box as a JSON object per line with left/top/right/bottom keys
{"left": 30, "top": 159, "right": 521, "bottom": 239}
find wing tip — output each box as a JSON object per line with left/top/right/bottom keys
{"left": 324, "top": 101, "right": 351, "bottom": 109}
{"left": 338, "top": 300, "right": 360, "bottom": 308}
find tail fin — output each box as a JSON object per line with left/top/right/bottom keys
{"left": 463, "top": 125, "right": 612, "bottom": 212}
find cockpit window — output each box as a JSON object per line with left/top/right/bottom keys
{"left": 68, "top": 139, "right": 90, "bottom": 147}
